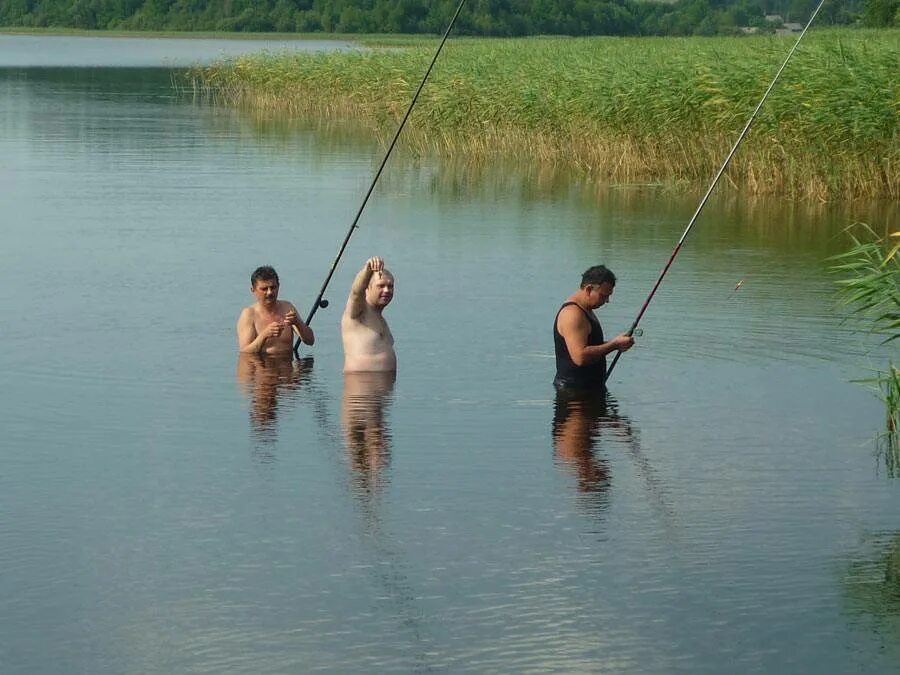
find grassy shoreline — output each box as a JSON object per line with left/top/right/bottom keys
{"left": 189, "top": 30, "right": 898, "bottom": 200}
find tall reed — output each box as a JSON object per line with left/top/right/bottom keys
{"left": 189, "top": 30, "right": 899, "bottom": 200}
{"left": 830, "top": 223, "right": 900, "bottom": 474}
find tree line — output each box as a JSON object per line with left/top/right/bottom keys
{"left": 0, "top": 0, "right": 895, "bottom": 36}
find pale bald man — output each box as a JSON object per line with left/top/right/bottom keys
{"left": 341, "top": 257, "right": 396, "bottom": 373}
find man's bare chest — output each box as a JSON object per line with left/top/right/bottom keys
{"left": 357, "top": 314, "right": 393, "bottom": 343}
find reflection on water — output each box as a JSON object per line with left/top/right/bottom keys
{"left": 339, "top": 372, "right": 431, "bottom": 666}
{"left": 402, "top": 158, "right": 899, "bottom": 255}
{"left": 844, "top": 531, "right": 900, "bottom": 618}
{"left": 236, "top": 354, "right": 313, "bottom": 450}
{"left": 552, "top": 388, "right": 614, "bottom": 502}
{"left": 553, "top": 389, "right": 677, "bottom": 533}
{"left": 223, "top": 111, "right": 899, "bottom": 243}
{"left": 877, "top": 431, "right": 900, "bottom": 479}
{"left": 842, "top": 531, "right": 900, "bottom": 660}
{"left": 341, "top": 371, "right": 396, "bottom": 499}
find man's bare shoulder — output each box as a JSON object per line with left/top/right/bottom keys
{"left": 558, "top": 303, "right": 587, "bottom": 319}
{"left": 557, "top": 303, "right": 589, "bottom": 329}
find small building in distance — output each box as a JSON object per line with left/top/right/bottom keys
{"left": 777, "top": 22, "right": 804, "bottom": 35}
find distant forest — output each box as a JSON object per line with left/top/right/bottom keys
{"left": 0, "top": 0, "right": 896, "bottom": 36}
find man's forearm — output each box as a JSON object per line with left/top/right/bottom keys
{"left": 584, "top": 341, "right": 620, "bottom": 361}
{"left": 350, "top": 265, "right": 373, "bottom": 297}
{"left": 292, "top": 321, "right": 314, "bottom": 345}
{"left": 239, "top": 333, "right": 268, "bottom": 353}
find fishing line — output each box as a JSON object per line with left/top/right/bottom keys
{"left": 606, "top": 0, "right": 827, "bottom": 379}
{"left": 295, "top": 0, "right": 469, "bottom": 357}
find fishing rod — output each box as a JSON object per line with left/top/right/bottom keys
{"left": 295, "top": 0, "right": 469, "bottom": 357}
{"left": 605, "top": 0, "right": 827, "bottom": 379}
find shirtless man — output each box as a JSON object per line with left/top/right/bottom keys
{"left": 341, "top": 257, "right": 396, "bottom": 373}
{"left": 553, "top": 264, "right": 634, "bottom": 390}
{"left": 237, "top": 266, "right": 314, "bottom": 355}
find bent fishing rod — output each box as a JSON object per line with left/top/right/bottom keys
{"left": 295, "top": 0, "right": 469, "bottom": 357}
{"left": 605, "top": 0, "right": 827, "bottom": 379}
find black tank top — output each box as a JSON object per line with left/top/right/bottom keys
{"left": 553, "top": 301, "right": 606, "bottom": 389}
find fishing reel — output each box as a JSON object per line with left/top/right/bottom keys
{"left": 318, "top": 299, "right": 329, "bottom": 309}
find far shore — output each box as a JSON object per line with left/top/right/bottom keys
{"left": 0, "top": 27, "right": 418, "bottom": 42}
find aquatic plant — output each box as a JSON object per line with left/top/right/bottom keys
{"left": 831, "top": 222, "right": 900, "bottom": 474}
{"left": 188, "top": 29, "right": 899, "bottom": 200}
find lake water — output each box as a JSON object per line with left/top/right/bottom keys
{"left": 1, "top": 34, "right": 899, "bottom": 674}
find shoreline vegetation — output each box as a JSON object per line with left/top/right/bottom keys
{"left": 0, "top": 0, "right": 886, "bottom": 37}
{"left": 188, "top": 29, "right": 898, "bottom": 200}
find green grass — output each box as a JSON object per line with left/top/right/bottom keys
{"left": 189, "top": 29, "right": 900, "bottom": 199}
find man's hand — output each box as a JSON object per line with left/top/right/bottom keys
{"left": 264, "top": 321, "right": 283, "bottom": 339}
{"left": 368, "top": 257, "right": 384, "bottom": 276}
{"left": 614, "top": 334, "right": 635, "bottom": 352}
{"left": 285, "top": 307, "right": 314, "bottom": 345}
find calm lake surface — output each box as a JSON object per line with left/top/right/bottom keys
{"left": 1, "top": 34, "right": 899, "bottom": 674}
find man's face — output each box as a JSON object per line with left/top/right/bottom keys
{"left": 586, "top": 282, "right": 614, "bottom": 309}
{"left": 252, "top": 279, "right": 279, "bottom": 307}
{"left": 366, "top": 272, "right": 394, "bottom": 309}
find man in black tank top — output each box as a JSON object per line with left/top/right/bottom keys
{"left": 553, "top": 265, "right": 635, "bottom": 390}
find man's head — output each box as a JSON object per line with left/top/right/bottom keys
{"left": 251, "top": 266, "right": 280, "bottom": 307}
{"left": 366, "top": 269, "right": 394, "bottom": 310}
{"left": 580, "top": 265, "right": 616, "bottom": 309}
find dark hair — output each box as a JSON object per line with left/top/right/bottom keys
{"left": 251, "top": 266, "right": 279, "bottom": 287}
{"left": 581, "top": 265, "right": 616, "bottom": 288}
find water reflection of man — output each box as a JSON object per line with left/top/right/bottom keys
{"left": 553, "top": 390, "right": 675, "bottom": 532}
{"left": 552, "top": 388, "right": 614, "bottom": 496}
{"left": 341, "top": 371, "right": 396, "bottom": 494}
{"left": 340, "top": 371, "right": 428, "bottom": 659}
{"left": 237, "top": 353, "right": 314, "bottom": 443}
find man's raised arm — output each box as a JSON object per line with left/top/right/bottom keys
{"left": 345, "top": 257, "right": 383, "bottom": 320}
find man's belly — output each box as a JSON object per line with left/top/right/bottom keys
{"left": 343, "top": 348, "right": 397, "bottom": 373}
{"left": 262, "top": 330, "right": 295, "bottom": 355}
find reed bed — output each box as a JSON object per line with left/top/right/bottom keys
{"left": 190, "top": 30, "right": 899, "bottom": 200}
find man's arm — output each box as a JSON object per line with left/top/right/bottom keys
{"left": 237, "top": 308, "right": 280, "bottom": 353}
{"left": 284, "top": 304, "right": 314, "bottom": 345}
{"left": 344, "top": 257, "right": 382, "bottom": 320}
{"left": 557, "top": 305, "right": 634, "bottom": 366}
